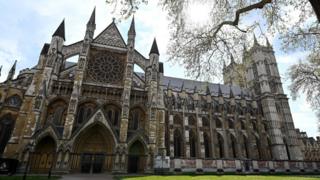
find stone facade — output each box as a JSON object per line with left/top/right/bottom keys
{"left": 0, "top": 9, "right": 317, "bottom": 174}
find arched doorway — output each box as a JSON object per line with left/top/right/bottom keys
{"left": 74, "top": 124, "right": 115, "bottom": 173}
{"left": 32, "top": 136, "right": 56, "bottom": 173}
{"left": 0, "top": 114, "right": 15, "bottom": 156}
{"left": 128, "top": 140, "right": 146, "bottom": 173}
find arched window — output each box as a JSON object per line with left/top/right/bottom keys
{"left": 187, "top": 95, "right": 194, "bottom": 110}
{"left": 0, "top": 114, "right": 15, "bottom": 154}
{"left": 213, "top": 100, "right": 219, "bottom": 112}
{"left": 267, "top": 137, "right": 273, "bottom": 159}
{"left": 216, "top": 119, "right": 222, "bottom": 128}
{"left": 228, "top": 119, "right": 234, "bottom": 129}
{"left": 217, "top": 133, "right": 224, "bottom": 158}
{"left": 188, "top": 116, "right": 196, "bottom": 126}
{"left": 283, "top": 138, "right": 291, "bottom": 160}
{"left": 76, "top": 102, "right": 96, "bottom": 125}
{"left": 174, "top": 129, "right": 183, "bottom": 157}
{"left": 104, "top": 104, "right": 121, "bottom": 127}
{"left": 230, "top": 134, "right": 237, "bottom": 158}
{"left": 203, "top": 133, "right": 211, "bottom": 158}
{"left": 241, "top": 120, "right": 246, "bottom": 130}
{"left": 202, "top": 117, "right": 209, "bottom": 127}
{"left": 256, "top": 136, "right": 261, "bottom": 159}
{"left": 189, "top": 130, "right": 197, "bottom": 157}
{"left": 129, "top": 108, "right": 145, "bottom": 130}
{"left": 173, "top": 115, "right": 182, "bottom": 126}
{"left": 243, "top": 135, "right": 249, "bottom": 158}
{"left": 252, "top": 121, "right": 257, "bottom": 132}
{"left": 47, "top": 100, "right": 68, "bottom": 126}
{"left": 5, "top": 95, "right": 22, "bottom": 108}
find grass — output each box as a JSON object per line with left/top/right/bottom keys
{"left": 0, "top": 176, "right": 60, "bottom": 180}
{"left": 118, "top": 175, "right": 320, "bottom": 180}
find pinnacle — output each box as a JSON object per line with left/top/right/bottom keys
{"left": 149, "top": 38, "right": 159, "bottom": 55}
{"left": 128, "top": 16, "right": 136, "bottom": 35}
{"left": 87, "top": 7, "right": 96, "bottom": 25}
{"left": 52, "top": 19, "right": 65, "bottom": 40}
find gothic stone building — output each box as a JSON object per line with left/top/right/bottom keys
{"left": 0, "top": 9, "right": 318, "bottom": 173}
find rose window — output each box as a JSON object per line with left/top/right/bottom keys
{"left": 88, "top": 54, "right": 124, "bottom": 84}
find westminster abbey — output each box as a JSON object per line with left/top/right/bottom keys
{"left": 0, "top": 8, "right": 319, "bottom": 173}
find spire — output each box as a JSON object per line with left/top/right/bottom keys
{"left": 229, "top": 86, "right": 234, "bottom": 98}
{"left": 240, "top": 90, "right": 245, "bottom": 99}
{"left": 230, "top": 55, "right": 235, "bottom": 64}
{"left": 149, "top": 38, "right": 159, "bottom": 55}
{"left": 87, "top": 7, "right": 96, "bottom": 26}
{"left": 167, "top": 80, "right": 171, "bottom": 89}
{"left": 193, "top": 85, "right": 198, "bottom": 93}
{"left": 253, "top": 34, "right": 259, "bottom": 46}
{"left": 266, "top": 37, "right": 271, "bottom": 48}
{"left": 180, "top": 81, "right": 185, "bottom": 92}
{"left": 218, "top": 84, "right": 223, "bottom": 96}
{"left": 128, "top": 16, "right": 136, "bottom": 35}
{"left": 7, "top": 60, "right": 17, "bottom": 81}
{"left": 52, "top": 19, "right": 65, "bottom": 40}
{"left": 206, "top": 84, "right": 211, "bottom": 95}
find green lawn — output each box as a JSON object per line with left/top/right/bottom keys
{"left": 119, "top": 175, "right": 320, "bottom": 180}
{"left": 0, "top": 176, "right": 60, "bottom": 180}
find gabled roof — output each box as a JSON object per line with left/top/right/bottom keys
{"left": 93, "top": 21, "right": 127, "bottom": 48}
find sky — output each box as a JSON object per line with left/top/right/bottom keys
{"left": 0, "top": 0, "right": 318, "bottom": 137}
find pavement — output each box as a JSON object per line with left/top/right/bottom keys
{"left": 60, "top": 173, "right": 115, "bottom": 180}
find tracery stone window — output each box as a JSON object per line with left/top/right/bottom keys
{"left": 104, "top": 104, "right": 121, "bottom": 127}
{"left": 46, "top": 100, "right": 67, "bottom": 126}
{"left": 128, "top": 108, "right": 145, "bottom": 130}
{"left": 203, "top": 132, "right": 211, "bottom": 158}
{"left": 187, "top": 95, "right": 194, "bottom": 110}
{"left": 0, "top": 114, "right": 15, "bottom": 155}
{"left": 87, "top": 53, "right": 124, "bottom": 84}
{"left": 5, "top": 95, "right": 22, "bottom": 108}
{"left": 76, "top": 102, "right": 96, "bottom": 125}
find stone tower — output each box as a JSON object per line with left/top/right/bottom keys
{"left": 244, "top": 36, "right": 303, "bottom": 160}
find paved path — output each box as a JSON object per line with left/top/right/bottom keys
{"left": 60, "top": 174, "right": 115, "bottom": 180}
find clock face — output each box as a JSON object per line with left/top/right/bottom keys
{"left": 87, "top": 53, "right": 124, "bottom": 84}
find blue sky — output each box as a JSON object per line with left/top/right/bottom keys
{"left": 0, "top": 0, "right": 318, "bottom": 137}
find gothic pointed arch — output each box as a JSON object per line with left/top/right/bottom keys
{"left": 71, "top": 110, "right": 118, "bottom": 149}
{"left": 229, "top": 133, "right": 237, "bottom": 158}
{"left": 34, "top": 135, "right": 57, "bottom": 153}
{"left": 34, "top": 125, "right": 59, "bottom": 147}
{"left": 127, "top": 139, "right": 147, "bottom": 173}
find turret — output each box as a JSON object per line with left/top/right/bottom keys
{"left": 149, "top": 38, "right": 160, "bottom": 81}
{"left": 7, "top": 60, "right": 17, "bottom": 81}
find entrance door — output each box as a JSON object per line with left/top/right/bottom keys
{"left": 81, "top": 153, "right": 93, "bottom": 173}
{"left": 127, "top": 141, "right": 145, "bottom": 173}
{"left": 81, "top": 153, "right": 105, "bottom": 173}
{"left": 92, "top": 154, "right": 105, "bottom": 173}
{"left": 128, "top": 155, "right": 139, "bottom": 173}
